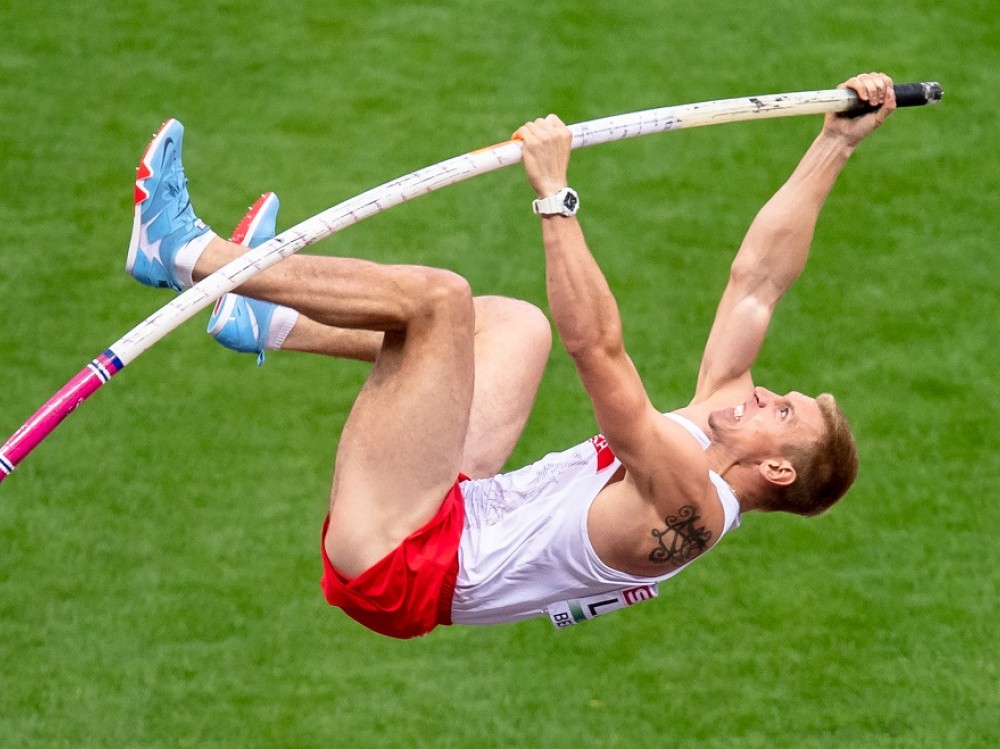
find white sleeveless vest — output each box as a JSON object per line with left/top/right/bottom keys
{"left": 451, "top": 413, "right": 741, "bottom": 627}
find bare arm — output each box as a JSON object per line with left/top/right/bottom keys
{"left": 516, "top": 116, "right": 710, "bottom": 504}
{"left": 693, "top": 72, "right": 897, "bottom": 403}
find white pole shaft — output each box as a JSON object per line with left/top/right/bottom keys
{"left": 109, "top": 87, "right": 863, "bottom": 365}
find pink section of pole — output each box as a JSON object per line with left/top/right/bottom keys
{"left": 0, "top": 355, "right": 119, "bottom": 481}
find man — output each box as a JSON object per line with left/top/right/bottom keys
{"left": 126, "top": 72, "right": 895, "bottom": 638}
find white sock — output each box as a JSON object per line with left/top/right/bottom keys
{"left": 173, "top": 230, "right": 217, "bottom": 288}
{"left": 266, "top": 305, "right": 300, "bottom": 350}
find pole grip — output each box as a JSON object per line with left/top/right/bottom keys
{"left": 848, "top": 81, "right": 943, "bottom": 117}
{"left": 894, "top": 82, "right": 943, "bottom": 107}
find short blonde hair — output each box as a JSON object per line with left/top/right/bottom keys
{"left": 765, "top": 393, "right": 859, "bottom": 516}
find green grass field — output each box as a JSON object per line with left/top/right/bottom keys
{"left": 1, "top": 1, "right": 997, "bottom": 747}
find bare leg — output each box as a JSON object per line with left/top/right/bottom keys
{"left": 196, "top": 238, "right": 551, "bottom": 478}
{"left": 195, "top": 237, "right": 477, "bottom": 576}
{"left": 260, "top": 296, "right": 551, "bottom": 478}
{"left": 459, "top": 296, "right": 551, "bottom": 477}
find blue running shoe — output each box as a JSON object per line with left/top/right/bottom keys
{"left": 207, "top": 192, "right": 281, "bottom": 365}
{"left": 126, "top": 119, "right": 212, "bottom": 291}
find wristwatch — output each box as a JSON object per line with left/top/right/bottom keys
{"left": 532, "top": 187, "right": 579, "bottom": 217}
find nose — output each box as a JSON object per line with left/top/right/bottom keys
{"left": 754, "top": 386, "right": 775, "bottom": 405}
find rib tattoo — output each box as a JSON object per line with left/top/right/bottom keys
{"left": 648, "top": 505, "right": 712, "bottom": 565}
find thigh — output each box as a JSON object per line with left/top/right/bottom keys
{"left": 325, "top": 274, "right": 475, "bottom": 577}
{"left": 293, "top": 293, "right": 550, "bottom": 479}
{"left": 461, "top": 296, "right": 552, "bottom": 477}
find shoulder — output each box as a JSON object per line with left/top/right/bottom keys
{"left": 600, "top": 411, "right": 727, "bottom": 534}
{"left": 639, "top": 415, "right": 733, "bottom": 559}
{"left": 632, "top": 419, "right": 728, "bottom": 536}
{"left": 589, "top": 462, "right": 727, "bottom": 577}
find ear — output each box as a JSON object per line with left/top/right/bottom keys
{"left": 758, "top": 457, "right": 797, "bottom": 487}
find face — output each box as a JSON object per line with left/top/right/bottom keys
{"left": 708, "top": 386, "right": 825, "bottom": 459}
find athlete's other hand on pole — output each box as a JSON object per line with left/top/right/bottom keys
{"left": 515, "top": 114, "right": 573, "bottom": 199}
{"left": 824, "top": 72, "right": 897, "bottom": 147}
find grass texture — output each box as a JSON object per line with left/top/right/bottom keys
{"left": 1, "top": 1, "right": 997, "bottom": 747}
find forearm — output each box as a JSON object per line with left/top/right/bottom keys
{"left": 733, "top": 131, "right": 856, "bottom": 296}
{"left": 541, "top": 216, "right": 624, "bottom": 359}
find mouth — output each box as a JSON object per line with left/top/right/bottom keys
{"left": 733, "top": 403, "right": 745, "bottom": 422}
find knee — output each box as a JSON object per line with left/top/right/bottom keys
{"left": 514, "top": 300, "right": 553, "bottom": 353}
{"left": 405, "top": 267, "right": 474, "bottom": 321}
{"left": 476, "top": 296, "right": 552, "bottom": 355}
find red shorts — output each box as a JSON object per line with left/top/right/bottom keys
{"left": 320, "top": 479, "right": 465, "bottom": 639}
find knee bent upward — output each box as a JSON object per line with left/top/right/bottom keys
{"left": 510, "top": 299, "right": 552, "bottom": 352}
{"left": 476, "top": 296, "right": 552, "bottom": 349}
{"left": 402, "top": 267, "right": 475, "bottom": 324}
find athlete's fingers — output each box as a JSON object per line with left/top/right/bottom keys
{"left": 854, "top": 71, "right": 890, "bottom": 105}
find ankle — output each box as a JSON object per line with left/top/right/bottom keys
{"left": 190, "top": 235, "right": 239, "bottom": 283}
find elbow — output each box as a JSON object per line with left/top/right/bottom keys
{"left": 727, "top": 257, "right": 786, "bottom": 305}
{"left": 562, "top": 326, "right": 625, "bottom": 364}
{"left": 729, "top": 253, "right": 767, "bottom": 287}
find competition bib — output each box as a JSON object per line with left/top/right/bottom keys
{"left": 547, "top": 584, "right": 658, "bottom": 629}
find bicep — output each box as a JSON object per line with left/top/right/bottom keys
{"left": 693, "top": 270, "right": 779, "bottom": 402}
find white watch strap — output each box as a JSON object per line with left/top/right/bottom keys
{"left": 532, "top": 187, "right": 579, "bottom": 216}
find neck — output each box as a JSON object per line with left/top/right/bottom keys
{"left": 706, "top": 441, "right": 763, "bottom": 513}
{"left": 705, "top": 440, "right": 738, "bottom": 477}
